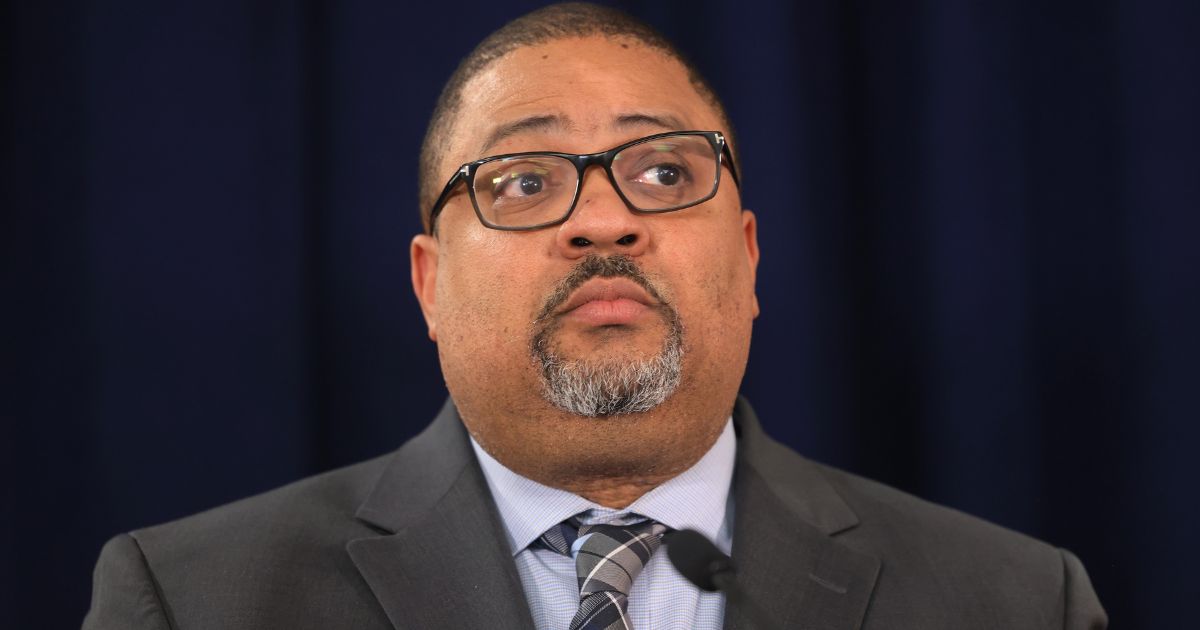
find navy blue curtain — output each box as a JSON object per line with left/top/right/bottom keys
{"left": 5, "top": 1, "right": 1197, "bottom": 627}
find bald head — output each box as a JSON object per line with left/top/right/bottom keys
{"left": 417, "top": 2, "right": 733, "bottom": 232}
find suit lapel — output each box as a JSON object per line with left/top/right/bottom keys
{"left": 346, "top": 400, "right": 535, "bottom": 630}
{"left": 725, "top": 398, "right": 881, "bottom": 630}
{"left": 344, "top": 397, "right": 877, "bottom": 629}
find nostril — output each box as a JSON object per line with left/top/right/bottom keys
{"left": 571, "top": 237, "right": 593, "bottom": 247}
{"left": 616, "top": 234, "right": 637, "bottom": 246}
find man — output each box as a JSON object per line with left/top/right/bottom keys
{"left": 84, "top": 3, "right": 1106, "bottom": 629}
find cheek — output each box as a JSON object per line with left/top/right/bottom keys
{"left": 664, "top": 230, "right": 757, "bottom": 353}
{"left": 434, "top": 242, "right": 547, "bottom": 352}
{"left": 439, "top": 265, "right": 515, "bottom": 341}
{"left": 666, "top": 219, "right": 754, "bottom": 310}
{"left": 693, "top": 259, "right": 754, "bottom": 324}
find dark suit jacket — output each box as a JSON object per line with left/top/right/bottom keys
{"left": 83, "top": 398, "right": 1107, "bottom": 629}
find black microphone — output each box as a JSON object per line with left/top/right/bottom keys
{"left": 664, "top": 529, "right": 779, "bottom": 630}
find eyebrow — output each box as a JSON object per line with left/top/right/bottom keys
{"left": 613, "top": 113, "right": 685, "bottom": 133}
{"left": 479, "top": 115, "right": 571, "bottom": 155}
{"left": 478, "top": 112, "right": 687, "bottom": 156}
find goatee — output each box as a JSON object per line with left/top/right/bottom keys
{"left": 530, "top": 255, "right": 684, "bottom": 417}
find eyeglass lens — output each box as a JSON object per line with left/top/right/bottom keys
{"left": 471, "top": 134, "right": 720, "bottom": 229}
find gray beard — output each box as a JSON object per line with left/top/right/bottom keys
{"left": 533, "top": 317, "right": 684, "bottom": 417}
{"left": 530, "top": 255, "right": 684, "bottom": 417}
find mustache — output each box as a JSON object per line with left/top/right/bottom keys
{"left": 535, "top": 255, "right": 668, "bottom": 322}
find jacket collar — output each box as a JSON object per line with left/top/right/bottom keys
{"left": 347, "top": 397, "right": 879, "bottom": 630}
{"left": 348, "top": 399, "right": 535, "bottom": 630}
{"left": 725, "top": 396, "right": 880, "bottom": 629}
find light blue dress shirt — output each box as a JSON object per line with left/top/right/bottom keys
{"left": 470, "top": 419, "right": 736, "bottom": 630}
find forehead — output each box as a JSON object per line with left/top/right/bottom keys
{"left": 450, "top": 36, "right": 723, "bottom": 163}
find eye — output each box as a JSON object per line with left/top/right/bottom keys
{"left": 493, "top": 170, "right": 547, "bottom": 198}
{"left": 643, "top": 164, "right": 682, "bottom": 186}
{"left": 634, "top": 162, "right": 689, "bottom": 187}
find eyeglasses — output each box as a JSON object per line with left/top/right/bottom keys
{"left": 426, "top": 130, "right": 740, "bottom": 233}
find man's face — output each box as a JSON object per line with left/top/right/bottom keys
{"left": 411, "top": 36, "right": 759, "bottom": 478}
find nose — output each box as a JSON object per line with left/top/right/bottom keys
{"left": 554, "top": 167, "right": 650, "bottom": 259}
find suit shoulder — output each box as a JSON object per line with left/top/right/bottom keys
{"left": 807, "top": 458, "right": 1078, "bottom": 605}
{"left": 811, "top": 459, "right": 1059, "bottom": 558}
{"left": 131, "top": 451, "right": 393, "bottom": 554}
{"left": 804, "top": 459, "right": 1107, "bottom": 626}
{"left": 746, "top": 425, "right": 1058, "bottom": 560}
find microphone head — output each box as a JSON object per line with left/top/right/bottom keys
{"left": 664, "top": 529, "right": 735, "bottom": 592}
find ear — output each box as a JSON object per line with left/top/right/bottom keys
{"left": 410, "top": 234, "right": 440, "bottom": 341}
{"left": 741, "top": 209, "right": 761, "bottom": 319}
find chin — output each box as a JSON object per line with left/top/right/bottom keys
{"left": 538, "top": 351, "right": 683, "bottom": 418}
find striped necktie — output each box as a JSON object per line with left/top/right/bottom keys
{"left": 539, "top": 518, "right": 669, "bottom": 630}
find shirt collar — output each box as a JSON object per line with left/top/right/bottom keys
{"left": 470, "top": 418, "right": 737, "bottom": 556}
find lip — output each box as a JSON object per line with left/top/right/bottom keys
{"left": 556, "top": 278, "right": 657, "bottom": 325}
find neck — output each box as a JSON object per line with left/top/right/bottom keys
{"left": 484, "top": 407, "right": 728, "bottom": 510}
{"left": 557, "top": 471, "right": 685, "bottom": 509}
{"left": 456, "top": 386, "right": 736, "bottom": 511}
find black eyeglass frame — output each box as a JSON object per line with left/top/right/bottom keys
{"left": 426, "top": 130, "right": 740, "bottom": 234}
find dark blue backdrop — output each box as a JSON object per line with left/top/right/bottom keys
{"left": 4, "top": 0, "right": 1198, "bottom": 627}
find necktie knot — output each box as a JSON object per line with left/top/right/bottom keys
{"left": 538, "top": 517, "right": 669, "bottom": 630}
{"left": 574, "top": 520, "right": 667, "bottom": 597}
